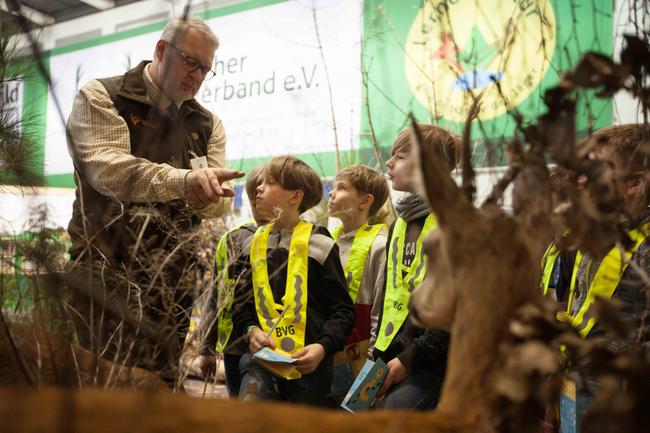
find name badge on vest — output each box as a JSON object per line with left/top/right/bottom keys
{"left": 190, "top": 155, "right": 208, "bottom": 170}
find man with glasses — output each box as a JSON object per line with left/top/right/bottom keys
{"left": 65, "top": 17, "right": 241, "bottom": 387}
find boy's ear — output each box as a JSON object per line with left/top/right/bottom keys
{"left": 290, "top": 190, "right": 304, "bottom": 208}
{"left": 358, "top": 193, "right": 375, "bottom": 211}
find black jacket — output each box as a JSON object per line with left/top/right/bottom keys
{"left": 232, "top": 224, "right": 356, "bottom": 357}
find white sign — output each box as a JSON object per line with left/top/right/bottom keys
{"left": 1, "top": 79, "right": 24, "bottom": 133}
{"left": 45, "top": 0, "right": 362, "bottom": 176}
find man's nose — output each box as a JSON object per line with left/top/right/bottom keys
{"left": 188, "top": 68, "right": 204, "bottom": 82}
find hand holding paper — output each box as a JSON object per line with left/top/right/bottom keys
{"left": 377, "top": 357, "right": 407, "bottom": 398}
{"left": 292, "top": 343, "right": 325, "bottom": 374}
{"left": 252, "top": 347, "right": 300, "bottom": 379}
{"left": 249, "top": 327, "right": 276, "bottom": 353}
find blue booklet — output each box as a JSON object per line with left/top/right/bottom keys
{"left": 253, "top": 347, "right": 297, "bottom": 364}
{"left": 340, "top": 358, "right": 388, "bottom": 413}
{"left": 252, "top": 347, "right": 299, "bottom": 379}
{"left": 330, "top": 340, "right": 370, "bottom": 397}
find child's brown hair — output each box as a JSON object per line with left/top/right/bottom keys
{"left": 335, "top": 165, "right": 389, "bottom": 217}
{"left": 392, "top": 124, "right": 460, "bottom": 172}
{"left": 265, "top": 156, "right": 323, "bottom": 213}
{"left": 584, "top": 123, "right": 650, "bottom": 175}
{"left": 245, "top": 165, "right": 265, "bottom": 202}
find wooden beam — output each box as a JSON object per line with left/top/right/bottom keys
{"left": 0, "top": 0, "right": 55, "bottom": 26}
{"left": 79, "top": 0, "right": 116, "bottom": 10}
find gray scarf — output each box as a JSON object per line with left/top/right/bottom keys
{"left": 395, "top": 194, "right": 430, "bottom": 222}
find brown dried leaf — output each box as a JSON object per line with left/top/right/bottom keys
{"left": 493, "top": 370, "right": 529, "bottom": 402}
{"left": 620, "top": 34, "right": 650, "bottom": 76}
{"left": 514, "top": 341, "right": 561, "bottom": 375}
{"left": 564, "top": 52, "right": 628, "bottom": 92}
{"left": 509, "top": 320, "right": 540, "bottom": 339}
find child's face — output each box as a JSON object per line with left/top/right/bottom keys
{"left": 328, "top": 178, "right": 362, "bottom": 219}
{"left": 255, "top": 175, "right": 296, "bottom": 221}
{"left": 589, "top": 145, "right": 648, "bottom": 216}
{"left": 386, "top": 147, "right": 415, "bottom": 193}
{"left": 249, "top": 187, "right": 270, "bottom": 226}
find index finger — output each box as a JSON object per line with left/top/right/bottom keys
{"left": 214, "top": 168, "right": 245, "bottom": 183}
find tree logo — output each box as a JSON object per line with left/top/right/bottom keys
{"left": 405, "top": 0, "right": 556, "bottom": 121}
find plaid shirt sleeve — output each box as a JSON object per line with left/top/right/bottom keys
{"left": 67, "top": 79, "right": 230, "bottom": 218}
{"left": 195, "top": 115, "right": 232, "bottom": 219}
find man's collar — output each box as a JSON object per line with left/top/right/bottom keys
{"left": 143, "top": 63, "right": 174, "bottom": 111}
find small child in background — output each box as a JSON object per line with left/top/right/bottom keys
{"left": 198, "top": 165, "right": 267, "bottom": 396}
{"left": 233, "top": 155, "right": 355, "bottom": 406}
{"left": 327, "top": 165, "right": 389, "bottom": 357}
{"left": 566, "top": 124, "right": 650, "bottom": 348}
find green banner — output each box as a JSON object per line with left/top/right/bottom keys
{"left": 361, "top": 0, "right": 613, "bottom": 166}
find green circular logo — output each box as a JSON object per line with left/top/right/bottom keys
{"left": 405, "top": 0, "right": 556, "bottom": 121}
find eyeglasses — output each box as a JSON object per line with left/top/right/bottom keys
{"left": 167, "top": 43, "right": 216, "bottom": 80}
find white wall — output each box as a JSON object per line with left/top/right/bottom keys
{"left": 0, "top": 187, "right": 75, "bottom": 233}
{"left": 613, "top": 0, "right": 650, "bottom": 124}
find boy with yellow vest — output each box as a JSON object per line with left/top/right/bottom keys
{"left": 374, "top": 124, "right": 459, "bottom": 410}
{"left": 327, "top": 165, "right": 389, "bottom": 357}
{"left": 198, "top": 166, "right": 267, "bottom": 396}
{"left": 233, "top": 156, "right": 356, "bottom": 406}
{"left": 566, "top": 124, "right": 649, "bottom": 348}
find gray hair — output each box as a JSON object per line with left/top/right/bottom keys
{"left": 160, "top": 17, "right": 219, "bottom": 48}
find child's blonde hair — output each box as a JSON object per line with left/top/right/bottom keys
{"left": 393, "top": 124, "right": 460, "bottom": 172}
{"left": 265, "top": 156, "right": 323, "bottom": 213}
{"left": 335, "top": 165, "right": 389, "bottom": 217}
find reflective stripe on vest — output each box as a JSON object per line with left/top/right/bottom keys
{"left": 333, "top": 223, "right": 386, "bottom": 302}
{"left": 541, "top": 241, "right": 560, "bottom": 296}
{"left": 250, "top": 220, "right": 312, "bottom": 379}
{"left": 566, "top": 223, "right": 649, "bottom": 338}
{"left": 375, "top": 214, "right": 437, "bottom": 351}
{"left": 213, "top": 222, "right": 255, "bottom": 353}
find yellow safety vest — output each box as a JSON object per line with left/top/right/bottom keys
{"left": 566, "top": 222, "right": 649, "bottom": 338}
{"left": 541, "top": 241, "right": 560, "bottom": 296}
{"left": 332, "top": 223, "right": 386, "bottom": 303}
{"left": 214, "top": 221, "right": 255, "bottom": 353}
{"left": 250, "top": 220, "right": 312, "bottom": 379}
{"left": 375, "top": 214, "right": 437, "bottom": 351}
